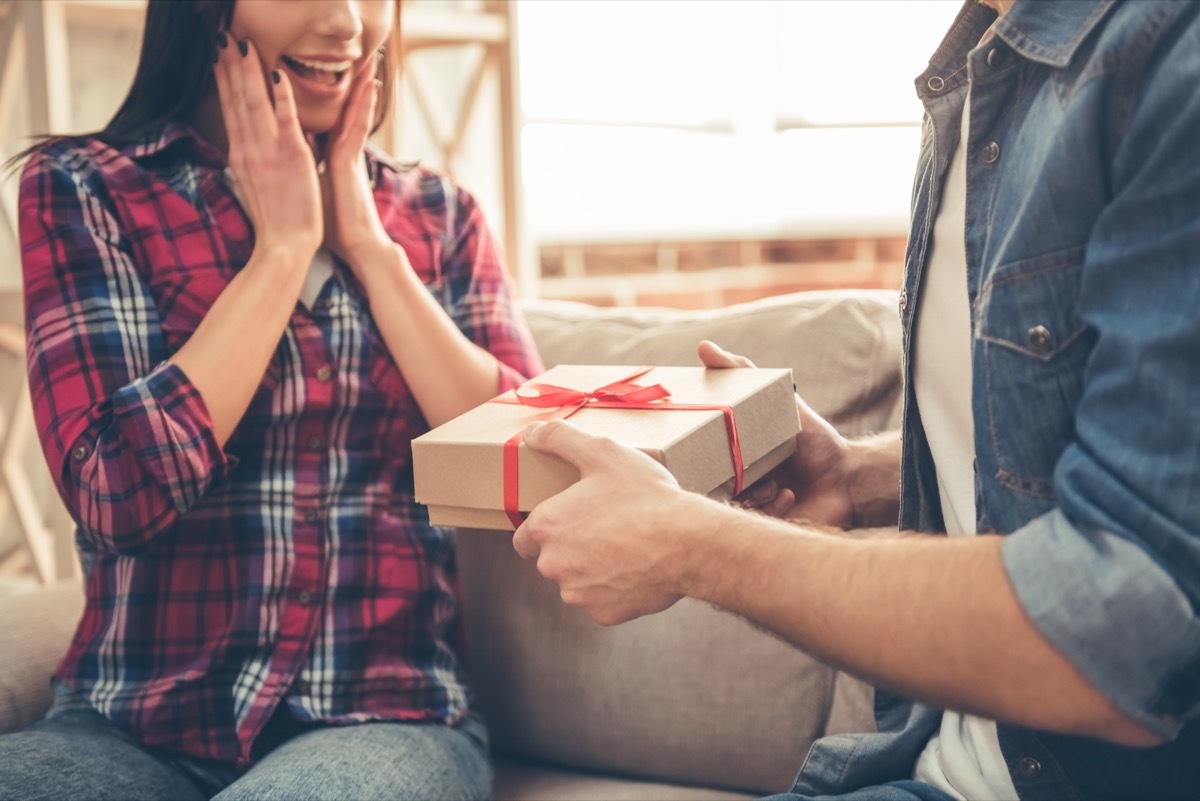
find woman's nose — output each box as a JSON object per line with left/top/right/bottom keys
{"left": 313, "top": 0, "right": 363, "bottom": 41}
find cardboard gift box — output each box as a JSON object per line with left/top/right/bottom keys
{"left": 412, "top": 364, "right": 800, "bottom": 531}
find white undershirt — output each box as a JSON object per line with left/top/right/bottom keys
{"left": 909, "top": 97, "right": 1018, "bottom": 801}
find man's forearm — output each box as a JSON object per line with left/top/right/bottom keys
{"left": 672, "top": 495, "right": 1159, "bottom": 747}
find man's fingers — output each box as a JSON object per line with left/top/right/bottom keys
{"left": 698, "top": 340, "right": 756, "bottom": 369}
{"left": 522, "top": 420, "right": 608, "bottom": 473}
{"left": 512, "top": 523, "right": 540, "bottom": 560}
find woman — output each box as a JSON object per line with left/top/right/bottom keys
{"left": 1, "top": 0, "right": 541, "bottom": 798}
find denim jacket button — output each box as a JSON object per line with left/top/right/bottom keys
{"left": 987, "top": 47, "right": 1008, "bottom": 68}
{"left": 71, "top": 444, "right": 88, "bottom": 461}
{"left": 1027, "top": 325, "right": 1053, "bottom": 351}
{"left": 926, "top": 76, "right": 945, "bottom": 93}
{"left": 899, "top": 289, "right": 908, "bottom": 311}
{"left": 982, "top": 141, "right": 1001, "bottom": 163}
{"left": 1018, "top": 756, "right": 1042, "bottom": 778}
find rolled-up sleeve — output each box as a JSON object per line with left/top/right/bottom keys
{"left": 1003, "top": 513, "right": 1200, "bottom": 739}
{"left": 20, "top": 150, "right": 231, "bottom": 554}
{"left": 1000, "top": 21, "right": 1200, "bottom": 741}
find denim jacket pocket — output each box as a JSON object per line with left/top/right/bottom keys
{"left": 977, "top": 246, "right": 1092, "bottom": 499}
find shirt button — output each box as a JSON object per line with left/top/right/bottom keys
{"left": 982, "top": 141, "right": 1001, "bottom": 164}
{"left": 315, "top": 365, "right": 333, "bottom": 382}
{"left": 306, "top": 436, "right": 322, "bottom": 451}
{"left": 71, "top": 444, "right": 88, "bottom": 461}
{"left": 987, "top": 47, "right": 1008, "bottom": 68}
{"left": 1027, "top": 325, "right": 1053, "bottom": 352}
{"left": 1018, "top": 756, "right": 1042, "bottom": 779}
{"left": 899, "top": 289, "right": 909, "bottom": 312}
{"left": 297, "top": 590, "right": 314, "bottom": 606}
{"left": 303, "top": 508, "right": 319, "bottom": 523}
{"left": 926, "top": 75, "right": 945, "bottom": 93}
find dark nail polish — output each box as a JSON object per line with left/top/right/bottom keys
{"left": 238, "top": 39, "right": 248, "bottom": 57}
{"left": 272, "top": 70, "right": 280, "bottom": 85}
{"left": 217, "top": 31, "right": 228, "bottom": 49}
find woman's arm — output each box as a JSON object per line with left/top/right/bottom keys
{"left": 320, "top": 66, "right": 542, "bottom": 427}
{"left": 171, "top": 38, "right": 322, "bottom": 445}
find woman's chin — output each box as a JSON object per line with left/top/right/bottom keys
{"left": 297, "top": 110, "right": 341, "bottom": 137}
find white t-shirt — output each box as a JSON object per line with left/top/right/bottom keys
{"left": 909, "top": 97, "right": 1019, "bottom": 801}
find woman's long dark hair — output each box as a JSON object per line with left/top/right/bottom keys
{"left": 5, "top": 0, "right": 399, "bottom": 170}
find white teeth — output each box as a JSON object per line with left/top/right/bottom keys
{"left": 286, "top": 56, "right": 352, "bottom": 73}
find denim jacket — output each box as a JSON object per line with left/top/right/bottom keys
{"left": 794, "top": 2, "right": 1200, "bottom": 798}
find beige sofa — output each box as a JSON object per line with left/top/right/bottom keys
{"left": 0, "top": 288, "right": 903, "bottom": 799}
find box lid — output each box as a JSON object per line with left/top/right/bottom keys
{"left": 412, "top": 365, "right": 796, "bottom": 514}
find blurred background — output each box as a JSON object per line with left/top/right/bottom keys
{"left": 0, "top": 0, "right": 961, "bottom": 305}
{"left": 0, "top": 0, "right": 959, "bottom": 585}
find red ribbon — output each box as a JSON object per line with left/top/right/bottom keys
{"left": 495, "top": 367, "right": 745, "bottom": 528}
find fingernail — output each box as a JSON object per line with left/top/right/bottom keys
{"left": 217, "top": 31, "right": 228, "bottom": 49}
{"left": 272, "top": 70, "right": 281, "bottom": 85}
{"left": 238, "top": 39, "right": 248, "bottom": 57}
{"left": 522, "top": 421, "right": 545, "bottom": 440}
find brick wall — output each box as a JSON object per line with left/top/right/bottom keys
{"left": 537, "top": 235, "right": 907, "bottom": 309}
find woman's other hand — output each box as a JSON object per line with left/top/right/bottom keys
{"left": 318, "top": 52, "right": 396, "bottom": 275}
{"left": 213, "top": 35, "right": 323, "bottom": 264}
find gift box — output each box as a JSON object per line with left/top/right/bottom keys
{"left": 412, "top": 365, "right": 799, "bottom": 531}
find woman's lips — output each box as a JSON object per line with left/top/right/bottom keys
{"left": 280, "top": 55, "right": 354, "bottom": 97}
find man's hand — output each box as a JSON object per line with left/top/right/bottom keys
{"left": 698, "top": 341, "right": 858, "bottom": 527}
{"left": 512, "top": 420, "right": 696, "bottom": 626}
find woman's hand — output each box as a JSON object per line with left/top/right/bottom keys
{"left": 213, "top": 35, "right": 323, "bottom": 264}
{"left": 317, "top": 53, "right": 396, "bottom": 276}
{"left": 698, "top": 340, "right": 858, "bottom": 527}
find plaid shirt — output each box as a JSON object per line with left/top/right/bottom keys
{"left": 18, "top": 123, "right": 542, "bottom": 766}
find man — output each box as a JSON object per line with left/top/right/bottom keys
{"left": 511, "top": 0, "right": 1200, "bottom": 798}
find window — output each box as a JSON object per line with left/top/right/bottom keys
{"left": 518, "top": 0, "right": 961, "bottom": 243}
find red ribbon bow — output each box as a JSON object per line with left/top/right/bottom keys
{"left": 495, "top": 367, "right": 745, "bottom": 528}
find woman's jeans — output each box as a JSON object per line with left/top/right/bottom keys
{"left": 0, "top": 696, "right": 490, "bottom": 801}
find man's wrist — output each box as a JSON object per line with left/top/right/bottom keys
{"left": 844, "top": 432, "right": 903, "bottom": 528}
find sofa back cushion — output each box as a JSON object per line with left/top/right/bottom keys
{"left": 457, "top": 289, "right": 899, "bottom": 793}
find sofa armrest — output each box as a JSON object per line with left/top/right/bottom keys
{"left": 0, "top": 579, "right": 84, "bottom": 734}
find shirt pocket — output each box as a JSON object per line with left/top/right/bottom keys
{"left": 976, "top": 246, "right": 1093, "bottom": 498}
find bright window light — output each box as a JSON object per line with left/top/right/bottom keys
{"left": 517, "top": 0, "right": 962, "bottom": 243}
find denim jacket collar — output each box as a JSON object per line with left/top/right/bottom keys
{"left": 995, "top": 0, "right": 1117, "bottom": 67}
{"left": 914, "top": 0, "right": 1116, "bottom": 104}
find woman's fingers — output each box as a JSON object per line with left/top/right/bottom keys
{"left": 332, "top": 54, "right": 380, "bottom": 157}
{"left": 232, "top": 38, "right": 277, "bottom": 146}
{"left": 212, "top": 36, "right": 246, "bottom": 166}
{"left": 271, "top": 69, "right": 305, "bottom": 148}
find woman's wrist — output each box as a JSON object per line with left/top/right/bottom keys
{"left": 254, "top": 237, "right": 319, "bottom": 271}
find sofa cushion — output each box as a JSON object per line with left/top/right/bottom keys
{"left": 0, "top": 579, "right": 84, "bottom": 734}
{"left": 519, "top": 289, "right": 903, "bottom": 437}
{"left": 459, "top": 290, "right": 896, "bottom": 793}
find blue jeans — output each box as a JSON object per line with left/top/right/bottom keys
{"left": 762, "top": 782, "right": 954, "bottom": 801}
{"left": 0, "top": 699, "right": 490, "bottom": 800}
